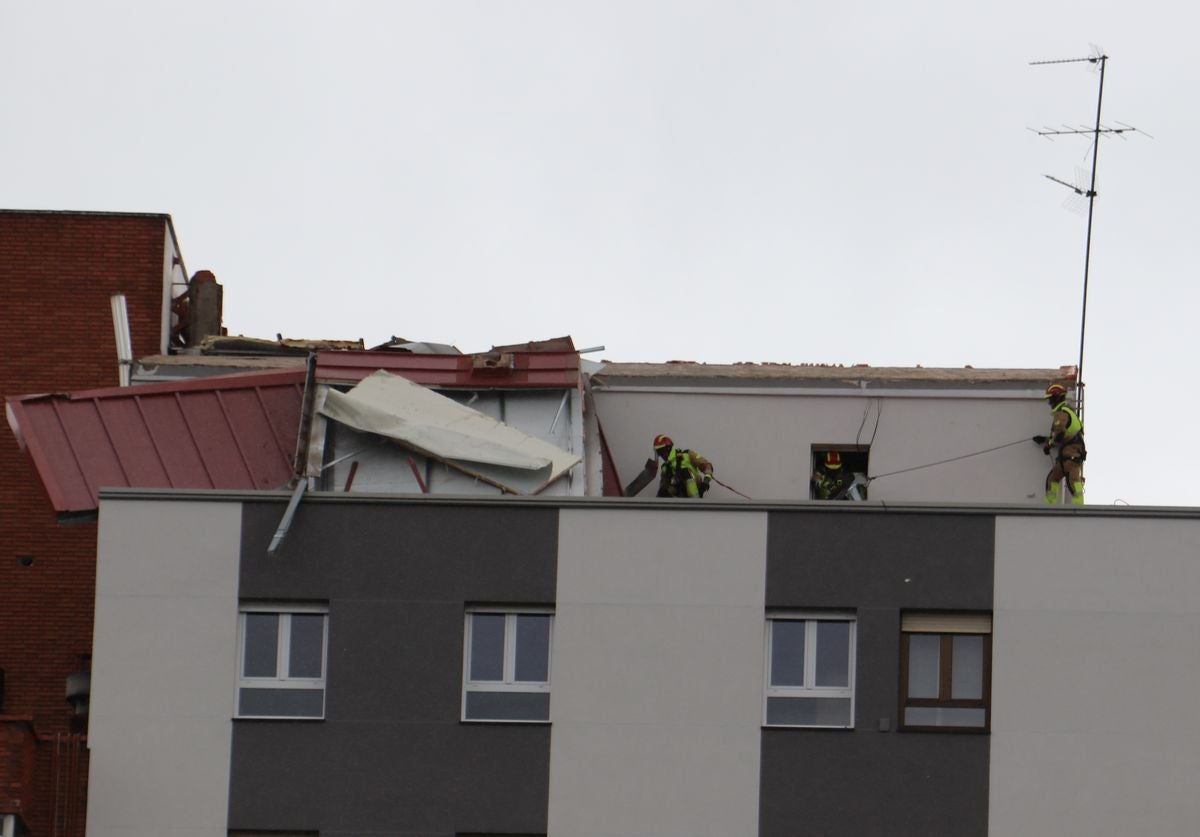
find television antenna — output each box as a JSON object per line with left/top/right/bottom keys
{"left": 1029, "top": 47, "right": 1149, "bottom": 418}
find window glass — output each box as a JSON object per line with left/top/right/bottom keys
{"left": 904, "top": 707, "right": 987, "bottom": 728}
{"left": 464, "top": 691, "right": 550, "bottom": 722}
{"left": 238, "top": 687, "right": 325, "bottom": 718}
{"left": 243, "top": 613, "right": 279, "bottom": 677}
{"left": 469, "top": 613, "right": 505, "bottom": 681}
{"left": 770, "top": 620, "right": 805, "bottom": 686}
{"left": 900, "top": 613, "right": 991, "bottom": 731}
{"left": 289, "top": 614, "right": 325, "bottom": 679}
{"left": 766, "top": 696, "right": 852, "bottom": 726}
{"left": 815, "top": 620, "right": 850, "bottom": 687}
{"left": 907, "top": 634, "right": 941, "bottom": 698}
{"left": 764, "top": 615, "right": 855, "bottom": 728}
{"left": 463, "top": 610, "right": 553, "bottom": 723}
{"left": 514, "top": 614, "right": 551, "bottom": 682}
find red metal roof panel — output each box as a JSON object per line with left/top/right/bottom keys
{"left": 5, "top": 369, "right": 305, "bottom": 514}
{"left": 315, "top": 350, "right": 580, "bottom": 388}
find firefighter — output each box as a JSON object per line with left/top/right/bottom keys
{"left": 811, "top": 451, "right": 855, "bottom": 500}
{"left": 652, "top": 434, "right": 714, "bottom": 498}
{"left": 1032, "top": 382, "right": 1085, "bottom": 505}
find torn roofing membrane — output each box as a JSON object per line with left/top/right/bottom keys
{"left": 318, "top": 370, "right": 580, "bottom": 494}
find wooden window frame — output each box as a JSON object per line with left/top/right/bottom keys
{"left": 899, "top": 624, "right": 991, "bottom": 733}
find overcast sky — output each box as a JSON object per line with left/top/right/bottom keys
{"left": 3, "top": 2, "right": 1193, "bottom": 506}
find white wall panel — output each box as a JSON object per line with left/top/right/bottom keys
{"left": 549, "top": 508, "right": 767, "bottom": 837}
{"left": 992, "top": 516, "right": 1200, "bottom": 837}
{"left": 594, "top": 390, "right": 1047, "bottom": 503}
{"left": 88, "top": 499, "right": 242, "bottom": 837}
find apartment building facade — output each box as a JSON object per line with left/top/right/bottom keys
{"left": 86, "top": 490, "right": 1200, "bottom": 837}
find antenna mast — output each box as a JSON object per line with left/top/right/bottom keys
{"left": 1030, "top": 51, "right": 1141, "bottom": 418}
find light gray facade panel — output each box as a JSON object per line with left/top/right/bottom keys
{"left": 89, "top": 499, "right": 242, "bottom": 837}
{"left": 549, "top": 508, "right": 768, "bottom": 837}
{"left": 992, "top": 516, "right": 1200, "bottom": 836}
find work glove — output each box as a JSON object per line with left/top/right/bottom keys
{"left": 1042, "top": 445, "right": 1051, "bottom": 456}
{"left": 1032, "top": 435, "right": 1048, "bottom": 445}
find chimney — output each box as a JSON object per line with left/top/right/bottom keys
{"left": 187, "top": 270, "right": 224, "bottom": 347}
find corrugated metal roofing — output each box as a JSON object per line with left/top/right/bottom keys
{"left": 6, "top": 369, "right": 305, "bottom": 514}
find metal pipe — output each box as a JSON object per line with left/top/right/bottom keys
{"left": 267, "top": 481, "right": 307, "bottom": 557}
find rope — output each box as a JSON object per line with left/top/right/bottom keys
{"left": 710, "top": 475, "right": 753, "bottom": 500}
{"left": 869, "top": 438, "right": 1031, "bottom": 482}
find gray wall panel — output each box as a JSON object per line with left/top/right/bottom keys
{"left": 761, "top": 511, "right": 993, "bottom": 837}
{"left": 760, "top": 731, "right": 990, "bottom": 837}
{"left": 230, "top": 501, "right": 557, "bottom": 835}
{"left": 766, "top": 511, "right": 993, "bottom": 609}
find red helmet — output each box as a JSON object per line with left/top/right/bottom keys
{"left": 824, "top": 451, "right": 843, "bottom": 469}
{"left": 1044, "top": 383, "right": 1067, "bottom": 399}
{"left": 653, "top": 434, "right": 673, "bottom": 450}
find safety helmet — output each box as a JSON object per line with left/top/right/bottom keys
{"left": 653, "top": 434, "right": 674, "bottom": 450}
{"left": 1044, "top": 383, "right": 1067, "bottom": 399}
{"left": 824, "top": 451, "right": 843, "bottom": 469}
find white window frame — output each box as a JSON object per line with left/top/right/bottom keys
{"left": 462, "top": 607, "right": 553, "bottom": 723}
{"left": 764, "top": 611, "right": 856, "bottom": 728}
{"left": 236, "top": 603, "right": 329, "bottom": 720}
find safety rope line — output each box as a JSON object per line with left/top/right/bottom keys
{"left": 711, "top": 475, "right": 753, "bottom": 500}
{"left": 868, "top": 438, "right": 1031, "bottom": 482}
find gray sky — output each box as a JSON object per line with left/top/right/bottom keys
{"left": 3, "top": 2, "right": 1194, "bottom": 506}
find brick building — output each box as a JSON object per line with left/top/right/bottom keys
{"left": 0, "top": 210, "right": 187, "bottom": 836}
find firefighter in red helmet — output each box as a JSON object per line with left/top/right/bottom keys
{"left": 1032, "top": 382, "right": 1085, "bottom": 505}
{"left": 652, "top": 434, "right": 713, "bottom": 498}
{"left": 811, "top": 451, "right": 858, "bottom": 500}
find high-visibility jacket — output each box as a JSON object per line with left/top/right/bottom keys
{"left": 1050, "top": 402, "right": 1083, "bottom": 444}
{"left": 659, "top": 447, "right": 713, "bottom": 497}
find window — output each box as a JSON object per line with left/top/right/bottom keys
{"left": 900, "top": 612, "right": 991, "bottom": 731}
{"left": 236, "top": 605, "right": 328, "bottom": 719}
{"left": 810, "top": 446, "right": 869, "bottom": 500}
{"left": 463, "top": 609, "right": 552, "bottom": 722}
{"left": 764, "top": 613, "right": 855, "bottom": 727}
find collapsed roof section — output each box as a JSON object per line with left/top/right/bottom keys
{"left": 319, "top": 371, "right": 580, "bottom": 495}
{"left": 6, "top": 341, "right": 590, "bottom": 516}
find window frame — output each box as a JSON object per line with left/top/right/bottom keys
{"left": 235, "top": 603, "right": 329, "bottom": 720}
{"left": 899, "top": 612, "right": 992, "bottom": 733}
{"left": 461, "top": 606, "right": 553, "bottom": 724}
{"left": 763, "top": 611, "right": 856, "bottom": 729}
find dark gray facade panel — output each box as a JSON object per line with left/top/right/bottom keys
{"left": 762, "top": 511, "right": 994, "bottom": 836}
{"left": 230, "top": 501, "right": 557, "bottom": 835}
{"left": 759, "top": 730, "right": 990, "bottom": 837}
{"left": 239, "top": 501, "right": 559, "bottom": 603}
{"left": 230, "top": 722, "right": 550, "bottom": 836}
{"left": 765, "top": 511, "right": 994, "bottom": 609}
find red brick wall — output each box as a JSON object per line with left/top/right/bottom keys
{"left": 0, "top": 211, "right": 171, "bottom": 835}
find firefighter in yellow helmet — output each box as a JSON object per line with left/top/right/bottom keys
{"left": 652, "top": 434, "right": 714, "bottom": 498}
{"left": 811, "top": 451, "right": 856, "bottom": 500}
{"left": 1032, "top": 383, "right": 1085, "bottom": 505}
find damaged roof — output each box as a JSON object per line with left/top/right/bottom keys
{"left": 592, "top": 362, "right": 1077, "bottom": 390}
{"left": 6, "top": 369, "right": 305, "bottom": 514}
